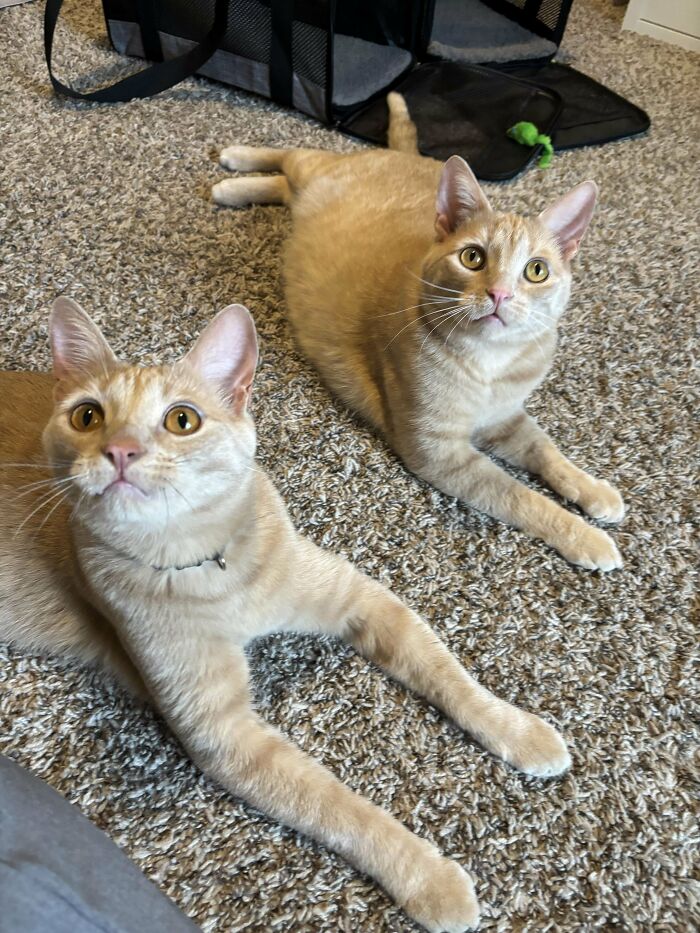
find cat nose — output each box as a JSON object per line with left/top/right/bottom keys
{"left": 103, "top": 439, "right": 143, "bottom": 473}
{"left": 487, "top": 287, "right": 513, "bottom": 310}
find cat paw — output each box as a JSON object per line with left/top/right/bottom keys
{"left": 550, "top": 469, "right": 625, "bottom": 524}
{"left": 496, "top": 713, "right": 571, "bottom": 778}
{"left": 403, "top": 858, "right": 480, "bottom": 933}
{"left": 219, "top": 145, "right": 260, "bottom": 171}
{"left": 577, "top": 479, "right": 625, "bottom": 524}
{"left": 554, "top": 523, "right": 623, "bottom": 572}
{"left": 212, "top": 178, "right": 254, "bottom": 208}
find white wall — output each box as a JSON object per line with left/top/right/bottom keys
{"left": 623, "top": 0, "right": 700, "bottom": 52}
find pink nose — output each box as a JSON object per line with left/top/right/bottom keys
{"left": 487, "top": 287, "right": 513, "bottom": 310}
{"left": 103, "top": 440, "right": 143, "bottom": 474}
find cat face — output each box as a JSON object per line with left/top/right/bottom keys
{"left": 423, "top": 157, "right": 597, "bottom": 347}
{"left": 43, "top": 299, "right": 258, "bottom": 535}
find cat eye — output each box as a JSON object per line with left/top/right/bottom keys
{"left": 70, "top": 402, "right": 104, "bottom": 432}
{"left": 164, "top": 405, "right": 202, "bottom": 436}
{"left": 524, "top": 258, "right": 550, "bottom": 283}
{"left": 460, "top": 246, "right": 486, "bottom": 270}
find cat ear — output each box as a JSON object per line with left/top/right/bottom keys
{"left": 538, "top": 180, "right": 598, "bottom": 262}
{"left": 49, "top": 297, "right": 119, "bottom": 381}
{"left": 435, "top": 155, "right": 491, "bottom": 240}
{"left": 184, "top": 304, "right": 258, "bottom": 413}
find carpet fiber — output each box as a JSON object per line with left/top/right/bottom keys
{"left": 0, "top": 1, "right": 697, "bottom": 931}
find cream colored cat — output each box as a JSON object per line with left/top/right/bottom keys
{"left": 212, "top": 94, "right": 625, "bottom": 571}
{"left": 1, "top": 298, "right": 572, "bottom": 932}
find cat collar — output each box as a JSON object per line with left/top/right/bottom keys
{"left": 150, "top": 552, "right": 227, "bottom": 572}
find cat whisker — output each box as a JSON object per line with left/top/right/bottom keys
{"left": 160, "top": 487, "right": 171, "bottom": 525}
{"left": 525, "top": 309, "right": 555, "bottom": 329}
{"left": 28, "top": 478, "right": 83, "bottom": 508}
{"left": 0, "top": 460, "right": 73, "bottom": 470}
{"left": 34, "top": 489, "right": 73, "bottom": 535}
{"left": 69, "top": 489, "right": 89, "bottom": 522}
{"left": 520, "top": 308, "right": 552, "bottom": 328}
{"left": 444, "top": 308, "right": 477, "bottom": 347}
{"left": 384, "top": 302, "right": 467, "bottom": 351}
{"left": 406, "top": 269, "right": 462, "bottom": 295}
{"left": 20, "top": 473, "right": 88, "bottom": 502}
{"left": 14, "top": 483, "right": 75, "bottom": 537}
{"left": 162, "top": 478, "right": 196, "bottom": 511}
{"left": 373, "top": 297, "right": 455, "bottom": 320}
{"left": 419, "top": 305, "right": 470, "bottom": 352}
{"left": 14, "top": 473, "right": 82, "bottom": 497}
{"left": 521, "top": 320, "right": 550, "bottom": 364}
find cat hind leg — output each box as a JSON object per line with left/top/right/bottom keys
{"left": 212, "top": 175, "right": 291, "bottom": 207}
{"left": 215, "top": 146, "right": 292, "bottom": 205}
{"left": 219, "top": 145, "right": 288, "bottom": 172}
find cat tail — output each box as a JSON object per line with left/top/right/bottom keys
{"left": 387, "top": 92, "right": 419, "bottom": 154}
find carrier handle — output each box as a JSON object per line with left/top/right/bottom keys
{"left": 44, "top": 0, "right": 229, "bottom": 103}
{"left": 269, "top": 0, "right": 294, "bottom": 107}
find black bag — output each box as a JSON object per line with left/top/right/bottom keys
{"left": 45, "top": 1, "right": 649, "bottom": 180}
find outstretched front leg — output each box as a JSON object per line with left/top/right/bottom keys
{"left": 290, "top": 542, "right": 571, "bottom": 778}
{"left": 476, "top": 411, "right": 625, "bottom": 523}
{"left": 120, "top": 619, "right": 479, "bottom": 933}
{"left": 403, "top": 434, "right": 622, "bottom": 571}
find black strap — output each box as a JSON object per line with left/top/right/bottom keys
{"left": 269, "top": 0, "right": 294, "bottom": 107}
{"left": 44, "top": 0, "right": 229, "bottom": 103}
{"left": 138, "top": 0, "right": 164, "bottom": 63}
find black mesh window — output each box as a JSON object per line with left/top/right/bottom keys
{"left": 223, "top": 1, "right": 272, "bottom": 62}
{"left": 482, "top": 0, "right": 573, "bottom": 44}
{"left": 155, "top": 1, "right": 272, "bottom": 62}
{"left": 537, "top": 0, "right": 564, "bottom": 32}
{"left": 154, "top": 0, "right": 330, "bottom": 81}
{"left": 292, "top": 21, "right": 328, "bottom": 87}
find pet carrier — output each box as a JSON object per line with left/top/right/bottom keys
{"left": 45, "top": 0, "right": 649, "bottom": 180}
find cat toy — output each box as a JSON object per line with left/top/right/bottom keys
{"left": 507, "top": 121, "right": 554, "bottom": 169}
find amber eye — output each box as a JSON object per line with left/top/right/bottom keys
{"left": 70, "top": 402, "right": 104, "bottom": 432}
{"left": 164, "top": 405, "right": 202, "bottom": 436}
{"left": 524, "top": 258, "right": 550, "bottom": 283}
{"left": 460, "top": 246, "right": 486, "bottom": 270}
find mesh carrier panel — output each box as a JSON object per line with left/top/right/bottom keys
{"left": 106, "top": 0, "right": 330, "bottom": 119}
{"left": 536, "top": 0, "right": 564, "bottom": 33}
{"left": 102, "top": 0, "right": 574, "bottom": 122}
{"left": 152, "top": 0, "right": 328, "bottom": 86}
{"left": 480, "top": 0, "right": 573, "bottom": 44}
{"left": 56, "top": 0, "right": 645, "bottom": 177}
{"left": 292, "top": 19, "right": 329, "bottom": 89}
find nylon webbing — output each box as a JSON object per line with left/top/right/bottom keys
{"left": 269, "top": 0, "right": 294, "bottom": 107}
{"left": 44, "top": 0, "right": 229, "bottom": 103}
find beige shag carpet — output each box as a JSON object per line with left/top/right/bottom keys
{"left": 0, "top": 1, "right": 698, "bottom": 930}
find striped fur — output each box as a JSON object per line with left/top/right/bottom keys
{"left": 213, "top": 97, "right": 625, "bottom": 570}
{"left": 0, "top": 300, "right": 575, "bottom": 932}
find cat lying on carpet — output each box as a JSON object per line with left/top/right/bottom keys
{"left": 0, "top": 298, "right": 571, "bottom": 932}
{"left": 213, "top": 93, "right": 625, "bottom": 572}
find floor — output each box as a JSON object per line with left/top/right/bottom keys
{"left": 0, "top": 1, "right": 697, "bottom": 931}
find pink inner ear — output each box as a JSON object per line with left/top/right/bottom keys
{"left": 539, "top": 181, "right": 598, "bottom": 261}
{"left": 184, "top": 305, "right": 259, "bottom": 409}
{"left": 435, "top": 155, "right": 491, "bottom": 239}
{"left": 50, "top": 297, "right": 117, "bottom": 380}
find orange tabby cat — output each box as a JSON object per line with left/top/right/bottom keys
{"left": 212, "top": 94, "right": 625, "bottom": 571}
{"left": 0, "top": 298, "right": 572, "bottom": 932}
